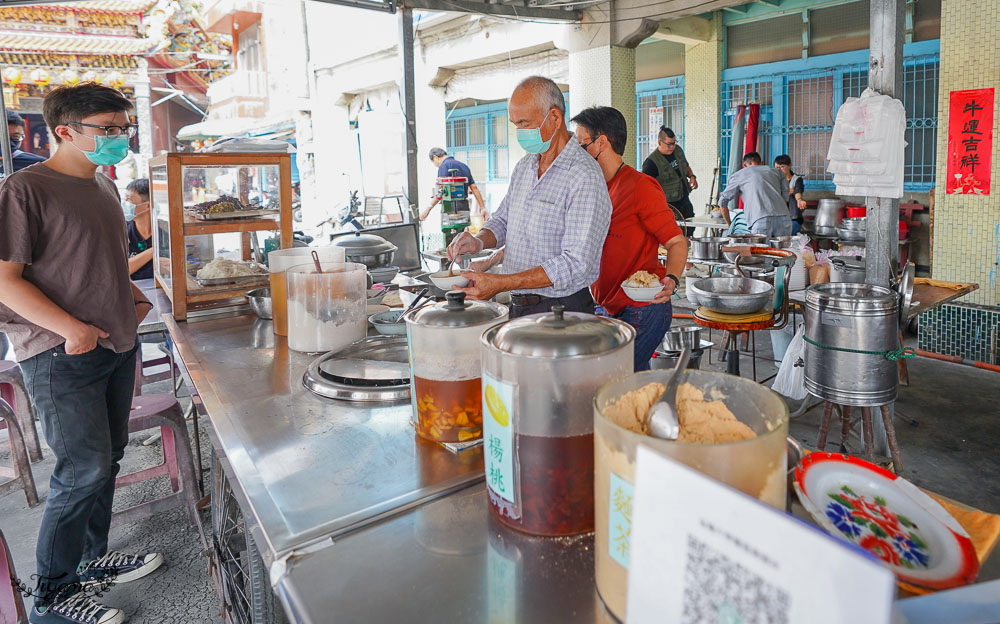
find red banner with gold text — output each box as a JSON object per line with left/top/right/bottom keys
{"left": 945, "top": 88, "right": 993, "bottom": 195}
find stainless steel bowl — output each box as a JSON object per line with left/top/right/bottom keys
{"left": 662, "top": 326, "right": 702, "bottom": 352}
{"left": 836, "top": 227, "right": 866, "bottom": 241}
{"left": 689, "top": 277, "right": 773, "bottom": 314}
{"left": 651, "top": 348, "right": 704, "bottom": 370}
{"left": 722, "top": 247, "right": 765, "bottom": 265}
{"left": 368, "top": 265, "right": 399, "bottom": 284}
{"left": 727, "top": 234, "right": 767, "bottom": 246}
{"left": 689, "top": 237, "right": 729, "bottom": 261}
{"left": 841, "top": 217, "right": 867, "bottom": 229}
{"left": 246, "top": 287, "right": 272, "bottom": 320}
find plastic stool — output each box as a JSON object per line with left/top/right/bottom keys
{"left": 112, "top": 394, "right": 205, "bottom": 545}
{"left": 0, "top": 360, "right": 42, "bottom": 463}
{"left": 0, "top": 398, "right": 39, "bottom": 508}
{"left": 1, "top": 526, "right": 28, "bottom": 624}
{"left": 134, "top": 337, "right": 181, "bottom": 397}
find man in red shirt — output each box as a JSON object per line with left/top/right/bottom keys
{"left": 570, "top": 106, "right": 688, "bottom": 371}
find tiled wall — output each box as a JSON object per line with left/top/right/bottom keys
{"left": 930, "top": 0, "right": 1000, "bottom": 307}
{"left": 683, "top": 12, "right": 723, "bottom": 214}
{"left": 918, "top": 303, "right": 1000, "bottom": 363}
{"left": 567, "top": 45, "right": 638, "bottom": 168}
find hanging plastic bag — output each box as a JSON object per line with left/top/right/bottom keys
{"left": 771, "top": 325, "right": 808, "bottom": 400}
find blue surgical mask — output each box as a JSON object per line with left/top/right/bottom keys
{"left": 123, "top": 201, "right": 136, "bottom": 220}
{"left": 76, "top": 133, "right": 130, "bottom": 166}
{"left": 516, "top": 110, "right": 554, "bottom": 154}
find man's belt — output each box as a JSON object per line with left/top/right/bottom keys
{"left": 510, "top": 293, "right": 544, "bottom": 306}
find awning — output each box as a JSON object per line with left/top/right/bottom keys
{"left": 176, "top": 115, "right": 295, "bottom": 141}
{"left": 0, "top": 30, "right": 157, "bottom": 54}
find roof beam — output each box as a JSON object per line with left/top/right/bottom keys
{"left": 722, "top": 3, "right": 749, "bottom": 14}
{"left": 755, "top": 0, "right": 782, "bottom": 6}
{"left": 308, "top": 0, "right": 581, "bottom": 21}
{"left": 648, "top": 15, "right": 712, "bottom": 45}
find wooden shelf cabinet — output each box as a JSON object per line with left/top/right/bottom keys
{"left": 149, "top": 152, "right": 293, "bottom": 320}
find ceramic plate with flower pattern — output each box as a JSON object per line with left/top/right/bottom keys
{"left": 794, "top": 453, "right": 978, "bottom": 590}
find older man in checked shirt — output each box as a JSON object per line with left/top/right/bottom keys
{"left": 448, "top": 76, "right": 612, "bottom": 317}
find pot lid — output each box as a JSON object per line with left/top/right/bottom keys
{"left": 488, "top": 306, "right": 634, "bottom": 357}
{"left": 332, "top": 232, "right": 397, "bottom": 255}
{"left": 831, "top": 256, "right": 866, "bottom": 271}
{"left": 407, "top": 291, "right": 506, "bottom": 327}
{"left": 897, "top": 261, "right": 915, "bottom": 322}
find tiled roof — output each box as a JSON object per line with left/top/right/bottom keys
{"left": 0, "top": 30, "right": 155, "bottom": 54}
{"left": 31, "top": 2, "right": 156, "bottom": 12}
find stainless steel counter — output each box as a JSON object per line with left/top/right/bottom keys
{"left": 164, "top": 310, "right": 484, "bottom": 564}
{"left": 159, "top": 291, "right": 999, "bottom": 624}
{"left": 275, "top": 483, "right": 618, "bottom": 624}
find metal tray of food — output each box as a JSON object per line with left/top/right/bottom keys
{"left": 188, "top": 263, "right": 269, "bottom": 287}
{"left": 186, "top": 208, "right": 280, "bottom": 221}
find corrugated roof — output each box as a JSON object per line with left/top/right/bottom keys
{"left": 0, "top": 30, "right": 155, "bottom": 53}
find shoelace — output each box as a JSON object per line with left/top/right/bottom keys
{"left": 52, "top": 594, "right": 105, "bottom": 624}
{"left": 88, "top": 551, "right": 139, "bottom": 571}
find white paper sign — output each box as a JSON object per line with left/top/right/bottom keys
{"left": 626, "top": 445, "right": 896, "bottom": 624}
{"left": 649, "top": 106, "right": 664, "bottom": 139}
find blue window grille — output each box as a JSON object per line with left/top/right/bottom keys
{"left": 720, "top": 43, "right": 939, "bottom": 193}
{"left": 636, "top": 76, "right": 685, "bottom": 165}
{"left": 446, "top": 102, "right": 509, "bottom": 182}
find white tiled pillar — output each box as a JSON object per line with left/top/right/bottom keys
{"left": 683, "top": 12, "right": 723, "bottom": 214}
{"left": 568, "top": 45, "right": 638, "bottom": 168}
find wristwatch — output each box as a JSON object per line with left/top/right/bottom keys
{"left": 665, "top": 274, "right": 680, "bottom": 288}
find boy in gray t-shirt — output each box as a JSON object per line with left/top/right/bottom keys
{"left": 0, "top": 83, "right": 163, "bottom": 624}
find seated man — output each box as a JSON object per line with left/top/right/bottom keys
{"left": 571, "top": 106, "right": 688, "bottom": 371}
{"left": 1, "top": 110, "right": 46, "bottom": 174}
{"left": 718, "top": 152, "right": 793, "bottom": 237}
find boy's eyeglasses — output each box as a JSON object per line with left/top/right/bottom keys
{"left": 67, "top": 121, "right": 137, "bottom": 138}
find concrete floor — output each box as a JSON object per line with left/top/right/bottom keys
{"left": 0, "top": 352, "right": 223, "bottom": 623}
{"left": 1, "top": 326, "right": 999, "bottom": 622}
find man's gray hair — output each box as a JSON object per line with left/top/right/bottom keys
{"left": 515, "top": 76, "right": 565, "bottom": 115}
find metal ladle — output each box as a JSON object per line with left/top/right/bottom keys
{"left": 448, "top": 253, "right": 470, "bottom": 276}
{"left": 394, "top": 287, "right": 429, "bottom": 322}
{"left": 643, "top": 347, "right": 691, "bottom": 440}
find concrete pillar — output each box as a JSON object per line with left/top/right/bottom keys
{"left": 134, "top": 57, "right": 153, "bottom": 161}
{"left": 864, "top": 0, "right": 905, "bottom": 288}
{"left": 568, "top": 45, "right": 637, "bottom": 168}
{"left": 682, "top": 12, "right": 722, "bottom": 214}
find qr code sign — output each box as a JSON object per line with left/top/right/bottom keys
{"left": 682, "top": 535, "right": 790, "bottom": 624}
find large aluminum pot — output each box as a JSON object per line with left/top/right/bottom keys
{"left": 803, "top": 283, "right": 898, "bottom": 406}
{"left": 815, "top": 199, "right": 846, "bottom": 234}
{"left": 332, "top": 231, "right": 397, "bottom": 268}
{"left": 689, "top": 237, "right": 729, "bottom": 261}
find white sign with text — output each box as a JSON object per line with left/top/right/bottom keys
{"left": 626, "top": 445, "right": 896, "bottom": 624}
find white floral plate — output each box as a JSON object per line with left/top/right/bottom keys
{"left": 794, "top": 452, "right": 978, "bottom": 590}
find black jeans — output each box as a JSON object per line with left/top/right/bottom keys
{"left": 669, "top": 196, "right": 696, "bottom": 238}
{"left": 19, "top": 341, "right": 138, "bottom": 606}
{"left": 509, "top": 287, "right": 595, "bottom": 318}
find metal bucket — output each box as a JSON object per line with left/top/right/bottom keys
{"left": 689, "top": 237, "right": 729, "bottom": 261}
{"left": 803, "top": 283, "right": 898, "bottom": 406}
{"left": 815, "top": 199, "right": 846, "bottom": 233}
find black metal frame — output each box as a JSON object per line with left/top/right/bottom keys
{"left": 211, "top": 451, "right": 286, "bottom": 624}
